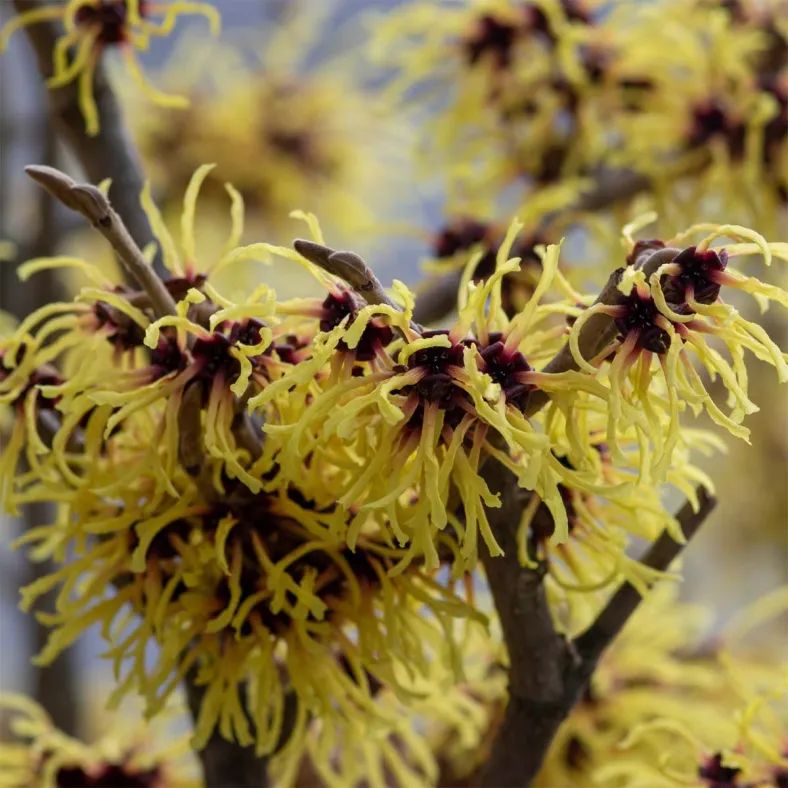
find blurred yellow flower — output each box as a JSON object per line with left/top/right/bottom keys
{"left": 0, "top": 0, "right": 219, "bottom": 136}
{"left": 0, "top": 693, "right": 200, "bottom": 787}
{"left": 128, "top": 19, "right": 407, "bottom": 245}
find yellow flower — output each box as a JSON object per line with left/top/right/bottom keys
{"left": 421, "top": 216, "right": 577, "bottom": 319}
{"left": 404, "top": 585, "right": 787, "bottom": 788}
{"left": 567, "top": 221, "right": 788, "bottom": 478}
{"left": 1, "top": 166, "right": 295, "bottom": 497}
{"left": 279, "top": 616, "right": 502, "bottom": 788}
{"left": 128, "top": 20, "right": 404, "bottom": 244}
{"left": 0, "top": 0, "right": 219, "bottom": 136}
{"left": 15, "top": 441, "right": 482, "bottom": 761}
{"left": 0, "top": 693, "right": 199, "bottom": 787}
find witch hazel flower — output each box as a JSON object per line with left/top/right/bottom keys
{"left": 567, "top": 218, "right": 787, "bottom": 481}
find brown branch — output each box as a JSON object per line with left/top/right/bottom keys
{"left": 11, "top": 0, "right": 163, "bottom": 273}
{"left": 476, "top": 484, "right": 717, "bottom": 787}
{"left": 293, "top": 239, "right": 422, "bottom": 332}
{"left": 477, "top": 467, "right": 571, "bottom": 788}
{"left": 25, "top": 165, "right": 178, "bottom": 319}
{"left": 557, "top": 167, "right": 652, "bottom": 217}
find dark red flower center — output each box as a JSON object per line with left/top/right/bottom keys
{"left": 479, "top": 333, "right": 532, "bottom": 410}
{"left": 74, "top": 0, "right": 146, "bottom": 45}
{"left": 663, "top": 246, "right": 728, "bottom": 305}
{"left": 614, "top": 291, "right": 691, "bottom": 354}
{"left": 433, "top": 219, "right": 493, "bottom": 260}
{"left": 94, "top": 299, "right": 147, "bottom": 350}
{"left": 688, "top": 100, "right": 746, "bottom": 160}
{"left": 192, "top": 332, "right": 241, "bottom": 381}
{"left": 463, "top": 14, "right": 520, "bottom": 69}
{"left": 564, "top": 735, "right": 590, "bottom": 771}
{"left": 148, "top": 334, "right": 187, "bottom": 377}
{"left": 320, "top": 290, "right": 393, "bottom": 361}
{"left": 407, "top": 329, "right": 468, "bottom": 407}
{"left": 698, "top": 753, "right": 741, "bottom": 786}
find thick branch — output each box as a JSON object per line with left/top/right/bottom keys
{"left": 477, "top": 466, "right": 571, "bottom": 787}
{"left": 11, "top": 0, "right": 162, "bottom": 272}
{"left": 477, "top": 484, "right": 716, "bottom": 787}
{"left": 557, "top": 167, "right": 652, "bottom": 217}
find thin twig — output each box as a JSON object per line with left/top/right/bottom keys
{"left": 573, "top": 486, "right": 717, "bottom": 674}
{"left": 412, "top": 167, "right": 654, "bottom": 326}
{"left": 11, "top": 0, "right": 163, "bottom": 274}
{"left": 294, "top": 239, "right": 422, "bottom": 332}
{"left": 25, "top": 165, "right": 177, "bottom": 319}
{"left": 476, "top": 485, "right": 717, "bottom": 787}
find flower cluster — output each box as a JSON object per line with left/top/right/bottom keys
{"left": 370, "top": 0, "right": 613, "bottom": 202}
{"left": 0, "top": 170, "right": 482, "bottom": 764}
{"left": 0, "top": 0, "right": 220, "bottom": 135}
{"left": 567, "top": 218, "right": 788, "bottom": 480}
{"left": 373, "top": 0, "right": 788, "bottom": 231}
{"left": 608, "top": 0, "right": 788, "bottom": 229}
{"left": 421, "top": 215, "right": 570, "bottom": 318}
{"left": 1, "top": 166, "right": 786, "bottom": 772}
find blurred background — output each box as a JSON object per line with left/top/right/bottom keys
{"left": 0, "top": 0, "right": 786, "bottom": 745}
